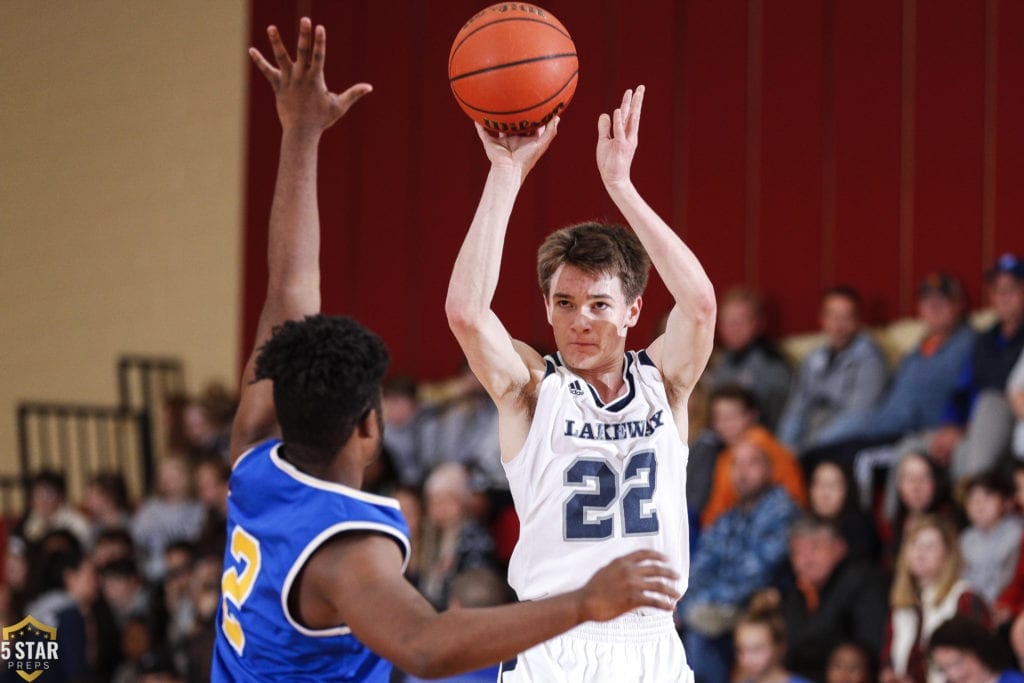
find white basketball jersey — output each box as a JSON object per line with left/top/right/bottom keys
{"left": 504, "top": 350, "right": 690, "bottom": 611}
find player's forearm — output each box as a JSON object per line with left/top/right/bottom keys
{"left": 605, "top": 180, "right": 715, "bottom": 319}
{"left": 264, "top": 128, "right": 324, "bottom": 318}
{"left": 405, "top": 592, "right": 584, "bottom": 678}
{"left": 445, "top": 164, "right": 522, "bottom": 326}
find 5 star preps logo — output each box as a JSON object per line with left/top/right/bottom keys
{"left": 2, "top": 616, "right": 59, "bottom": 681}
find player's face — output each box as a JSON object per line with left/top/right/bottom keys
{"left": 821, "top": 295, "right": 859, "bottom": 350}
{"left": 545, "top": 264, "right": 640, "bottom": 371}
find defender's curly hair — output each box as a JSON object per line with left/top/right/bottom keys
{"left": 254, "top": 314, "right": 390, "bottom": 462}
{"left": 537, "top": 222, "right": 650, "bottom": 302}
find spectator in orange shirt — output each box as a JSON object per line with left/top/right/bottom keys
{"left": 701, "top": 385, "right": 807, "bottom": 529}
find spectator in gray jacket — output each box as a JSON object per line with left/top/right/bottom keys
{"left": 778, "top": 286, "right": 889, "bottom": 454}
{"left": 709, "top": 286, "right": 792, "bottom": 430}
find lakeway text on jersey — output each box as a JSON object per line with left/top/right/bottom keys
{"left": 563, "top": 410, "right": 666, "bottom": 440}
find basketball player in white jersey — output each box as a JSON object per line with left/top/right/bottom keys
{"left": 446, "top": 87, "right": 716, "bottom": 681}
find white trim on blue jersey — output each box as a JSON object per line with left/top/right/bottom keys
{"left": 280, "top": 520, "right": 412, "bottom": 637}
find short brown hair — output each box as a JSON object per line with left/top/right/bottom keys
{"left": 536, "top": 222, "right": 650, "bottom": 301}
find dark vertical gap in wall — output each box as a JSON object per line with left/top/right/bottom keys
{"left": 821, "top": 0, "right": 837, "bottom": 290}
{"left": 745, "top": 0, "right": 764, "bottom": 288}
{"left": 898, "top": 0, "right": 917, "bottom": 315}
{"left": 982, "top": 0, "right": 999, "bottom": 271}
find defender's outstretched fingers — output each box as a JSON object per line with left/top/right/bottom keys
{"left": 267, "top": 26, "right": 293, "bottom": 73}
{"left": 312, "top": 24, "right": 326, "bottom": 68}
{"left": 296, "top": 17, "right": 313, "bottom": 69}
{"left": 248, "top": 48, "right": 280, "bottom": 87}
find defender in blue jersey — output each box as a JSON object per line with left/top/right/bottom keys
{"left": 212, "top": 18, "right": 682, "bottom": 682}
{"left": 447, "top": 86, "right": 717, "bottom": 681}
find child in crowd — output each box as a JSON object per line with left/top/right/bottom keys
{"left": 928, "top": 615, "right": 1024, "bottom": 683}
{"left": 825, "top": 642, "right": 876, "bottom": 683}
{"left": 960, "top": 470, "right": 1023, "bottom": 606}
{"left": 733, "top": 600, "right": 812, "bottom": 683}
{"left": 882, "top": 516, "right": 989, "bottom": 683}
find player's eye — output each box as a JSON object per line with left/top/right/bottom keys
{"left": 557, "top": 300, "right": 573, "bottom": 308}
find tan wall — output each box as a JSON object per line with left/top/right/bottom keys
{"left": 0, "top": 2, "right": 248, "bottom": 485}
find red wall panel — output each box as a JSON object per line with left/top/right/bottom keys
{"left": 242, "top": 0, "right": 1024, "bottom": 380}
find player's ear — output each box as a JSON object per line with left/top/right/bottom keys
{"left": 625, "top": 296, "right": 642, "bottom": 328}
{"left": 543, "top": 294, "right": 554, "bottom": 325}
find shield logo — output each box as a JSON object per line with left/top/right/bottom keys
{"left": 2, "top": 615, "right": 59, "bottom": 682}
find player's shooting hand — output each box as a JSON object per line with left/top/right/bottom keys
{"left": 578, "top": 549, "right": 680, "bottom": 622}
{"left": 249, "top": 17, "right": 372, "bottom": 134}
{"left": 597, "top": 85, "right": 644, "bottom": 189}
{"left": 475, "top": 118, "right": 559, "bottom": 183}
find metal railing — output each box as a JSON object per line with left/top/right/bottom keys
{"left": 12, "top": 355, "right": 185, "bottom": 514}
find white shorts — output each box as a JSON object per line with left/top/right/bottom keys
{"left": 499, "top": 612, "right": 692, "bottom": 683}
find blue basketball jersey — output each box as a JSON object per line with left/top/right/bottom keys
{"left": 211, "top": 439, "right": 410, "bottom": 682}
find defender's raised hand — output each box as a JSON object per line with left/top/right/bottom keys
{"left": 597, "top": 85, "right": 645, "bottom": 189}
{"left": 249, "top": 17, "right": 372, "bottom": 133}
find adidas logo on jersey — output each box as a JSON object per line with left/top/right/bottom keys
{"left": 568, "top": 380, "right": 585, "bottom": 396}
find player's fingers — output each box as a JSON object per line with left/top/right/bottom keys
{"left": 633, "top": 589, "right": 677, "bottom": 611}
{"left": 621, "top": 87, "right": 633, "bottom": 111}
{"left": 475, "top": 121, "right": 499, "bottom": 142}
{"left": 312, "top": 24, "right": 326, "bottom": 70}
{"left": 248, "top": 48, "right": 281, "bottom": 87}
{"left": 612, "top": 106, "right": 626, "bottom": 140}
{"left": 597, "top": 112, "right": 612, "bottom": 140}
{"left": 267, "top": 26, "right": 293, "bottom": 74}
{"left": 641, "top": 579, "right": 682, "bottom": 603}
{"left": 296, "top": 17, "right": 313, "bottom": 69}
{"left": 628, "top": 84, "right": 645, "bottom": 137}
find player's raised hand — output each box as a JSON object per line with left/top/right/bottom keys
{"left": 249, "top": 17, "right": 372, "bottom": 134}
{"left": 597, "top": 85, "right": 644, "bottom": 189}
{"left": 475, "top": 118, "right": 559, "bottom": 183}
{"left": 577, "top": 549, "right": 680, "bottom": 622}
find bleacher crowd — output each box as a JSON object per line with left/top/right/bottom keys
{"left": 3, "top": 253, "right": 1024, "bottom": 683}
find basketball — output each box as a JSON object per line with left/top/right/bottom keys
{"left": 448, "top": 3, "right": 578, "bottom": 134}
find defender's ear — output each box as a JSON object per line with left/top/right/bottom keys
{"left": 357, "top": 407, "right": 381, "bottom": 439}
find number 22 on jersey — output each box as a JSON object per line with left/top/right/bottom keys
{"left": 563, "top": 450, "right": 659, "bottom": 540}
{"left": 221, "top": 525, "right": 262, "bottom": 655}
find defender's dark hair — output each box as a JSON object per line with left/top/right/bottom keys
{"left": 254, "top": 314, "right": 390, "bottom": 464}
{"left": 537, "top": 222, "right": 650, "bottom": 302}
{"left": 31, "top": 469, "right": 67, "bottom": 497}
{"left": 962, "top": 468, "right": 1015, "bottom": 500}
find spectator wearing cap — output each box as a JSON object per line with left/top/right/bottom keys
{"left": 777, "top": 286, "right": 889, "bottom": 454}
{"left": 801, "top": 273, "right": 974, "bottom": 475}
{"left": 929, "top": 254, "right": 1024, "bottom": 482}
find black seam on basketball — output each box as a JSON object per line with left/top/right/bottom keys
{"left": 448, "top": 17, "right": 572, "bottom": 73}
{"left": 449, "top": 53, "right": 577, "bottom": 83}
{"left": 452, "top": 69, "right": 578, "bottom": 116}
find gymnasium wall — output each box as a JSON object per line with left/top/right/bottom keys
{"left": 243, "top": 0, "right": 1024, "bottom": 382}
{"left": 0, "top": 2, "right": 248, "bottom": 476}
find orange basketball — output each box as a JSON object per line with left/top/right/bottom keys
{"left": 449, "top": 3, "right": 578, "bottom": 134}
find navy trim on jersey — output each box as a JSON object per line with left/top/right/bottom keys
{"left": 544, "top": 358, "right": 557, "bottom": 378}
{"left": 586, "top": 353, "right": 636, "bottom": 413}
{"left": 552, "top": 352, "right": 564, "bottom": 367}
{"left": 638, "top": 349, "right": 657, "bottom": 367}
